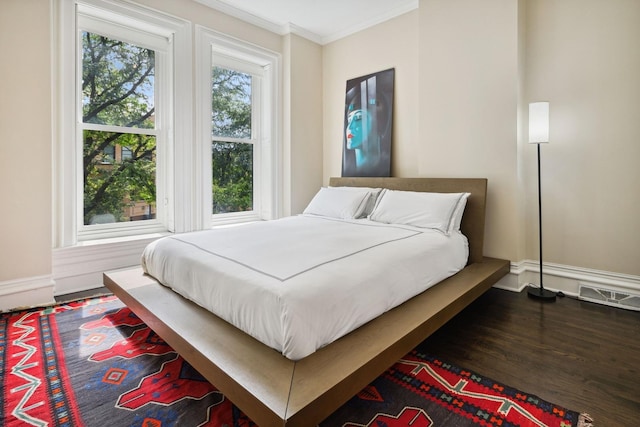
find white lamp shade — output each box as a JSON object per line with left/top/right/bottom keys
{"left": 529, "top": 102, "right": 549, "bottom": 143}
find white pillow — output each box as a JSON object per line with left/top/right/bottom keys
{"left": 303, "top": 187, "right": 371, "bottom": 219}
{"left": 449, "top": 192, "right": 470, "bottom": 233}
{"left": 368, "top": 190, "right": 469, "bottom": 234}
{"left": 329, "top": 186, "right": 383, "bottom": 217}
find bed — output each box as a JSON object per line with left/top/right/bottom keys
{"left": 104, "top": 177, "right": 510, "bottom": 426}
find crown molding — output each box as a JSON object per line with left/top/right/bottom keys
{"left": 195, "top": 0, "right": 418, "bottom": 45}
{"left": 284, "top": 22, "right": 322, "bottom": 45}
{"left": 195, "top": 0, "right": 287, "bottom": 35}
{"left": 320, "top": 0, "right": 419, "bottom": 45}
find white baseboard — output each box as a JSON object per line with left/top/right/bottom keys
{"left": 493, "top": 259, "right": 640, "bottom": 297}
{"left": 0, "top": 275, "right": 55, "bottom": 312}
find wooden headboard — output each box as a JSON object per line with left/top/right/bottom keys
{"left": 329, "top": 177, "right": 487, "bottom": 264}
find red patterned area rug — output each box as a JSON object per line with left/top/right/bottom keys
{"left": 1, "top": 296, "right": 593, "bottom": 427}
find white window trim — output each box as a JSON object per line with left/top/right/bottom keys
{"left": 54, "top": 0, "right": 192, "bottom": 248}
{"left": 76, "top": 13, "right": 168, "bottom": 240}
{"left": 195, "top": 26, "right": 282, "bottom": 228}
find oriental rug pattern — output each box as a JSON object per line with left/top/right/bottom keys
{"left": 0, "top": 296, "right": 591, "bottom": 427}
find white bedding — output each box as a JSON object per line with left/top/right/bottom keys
{"left": 141, "top": 215, "right": 468, "bottom": 360}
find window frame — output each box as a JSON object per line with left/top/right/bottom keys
{"left": 54, "top": 0, "right": 192, "bottom": 247}
{"left": 78, "top": 39, "right": 161, "bottom": 240}
{"left": 211, "top": 58, "right": 261, "bottom": 219}
{"left": 76, "top": 5, "right": 170, "bottom": 240}
{"left": 195, "top": 26, "right": 281, "bottom": 227}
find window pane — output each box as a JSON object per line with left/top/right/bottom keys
{"left": 83, "top": 130, "right": 156, "bottom": 225}
{"left": 212, "top": 67, "right": 251, "bottom": 138}
{"left": 82, "top": 32, "right": 155, "bottom": 129}
{"left": 212, "top": 141, "right": 253, "bottom": 214}
{"left": 102, "top": 145, "right": 115, "bottom": 164}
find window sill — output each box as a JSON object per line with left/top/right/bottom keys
{"left": 76, "top": 231, "right": 172, "bottom": 247}
{"left": 211, "top": 211, "right": 263, "bottom": 227}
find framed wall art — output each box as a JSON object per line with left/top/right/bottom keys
{"left": 342, "top": 68, "right": 394, "bottom": 177}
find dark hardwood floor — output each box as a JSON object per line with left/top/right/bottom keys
{"left": 54, "top": 286, "right": 110, "bottom": 303}
{"left": 418, "top": 287, "right": 640, "bottom": 427}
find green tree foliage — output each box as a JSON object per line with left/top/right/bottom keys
{"left": 212, "top": 67, "right": 253, "bottom": 214}
{"left": 82, "top": 32, "right": 156, "bottom": 225}
{"left": 212, "top": 142, "right": 253, "bottom": 213}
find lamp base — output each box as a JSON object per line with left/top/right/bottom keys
{"left": 527, "top": 286, "right": 557, "bottom": 301}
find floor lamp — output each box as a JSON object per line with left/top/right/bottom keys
{"left": 527, "top": 102, "right": 556, "bottom": 301}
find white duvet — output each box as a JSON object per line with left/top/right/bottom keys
{"left": 141, "top": 215, "right": 468, "bottom": 360}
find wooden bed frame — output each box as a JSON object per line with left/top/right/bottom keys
{"left": 104, "top": 177, "right": 510, "bottom": 426}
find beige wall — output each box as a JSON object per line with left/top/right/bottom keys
{"left": 418, "top": 0, "right": 520, "bottom": 261}
{"left": 524, "top": 0, "right": 640, "bottom": 275}
{"left": 324, "top": 2, "right": 520, "bottom": 261}
{"left": 323, "top": 0, "right": 639, "bottom": 277}
{"left": 283, "top": 34, "right": 324, "bottom": 215}
{"left": 323, "top": 10, "right": 420, "bottom": 181}
{"left": 0, "top": 0, "right": 52, "bottom": 281}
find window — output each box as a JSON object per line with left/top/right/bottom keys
{"left": 197, "top": 27, "right": 281, "bottom": 226}
{"left": 55, "top": 1, "right": 279, "bottom": 249}
{"left": 101, "top": 145, "right": 115, "bottom": 164}
{"left": 121, "top": 146, "right": 133, "bottom": 161}
{"left": 212, "top": 65, "right": 255, "bottom": 214}
{"left": 80, "top": 32, "right": 158, "bottom": 226}
{"left": 55, "top": 0, "right": 191, "bottom": 246}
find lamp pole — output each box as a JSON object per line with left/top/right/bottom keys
{"left": 527, "top": 102, "right": 556, "bottom": 301}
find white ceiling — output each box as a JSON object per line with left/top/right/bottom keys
{"left": 195, "top": 0, "right": 419, "bottom": 45}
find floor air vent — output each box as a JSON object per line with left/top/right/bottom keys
{"left": 578, "top": 284, "right": 640, "bottom": 311}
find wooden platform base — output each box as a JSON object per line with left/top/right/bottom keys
{"left": 104, "top": 257, "right": 509, "bottom": 426}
